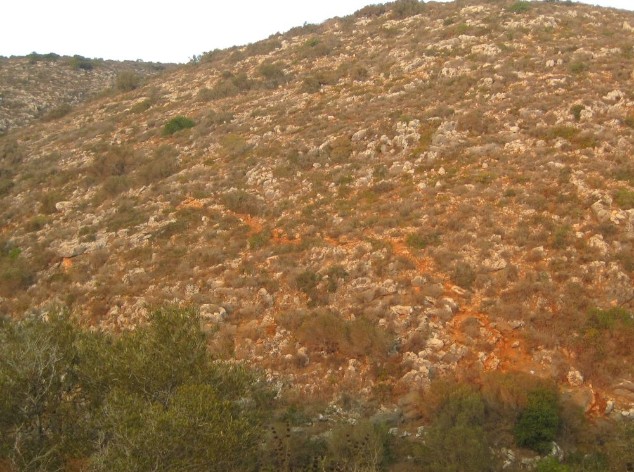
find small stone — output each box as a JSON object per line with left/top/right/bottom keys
{"left": 55, "top": 201, "right": 73, "bottom": 212}
{"left": 427, "top": 337, "right": 444, "bottom": 350}
{"left": 567, "top": 368, "right": 584, "bottom": 387}
{"left": 411, "top": 276, "right": 425, "bottom": 287}
{"left": 509, "top": 320, "right": 525, "bottom": 330}
{"left": 352, "top": 128, "right": 368, "bottom": 142}
{"left": 391, "top": 305, "right": 413, "bottom": 316}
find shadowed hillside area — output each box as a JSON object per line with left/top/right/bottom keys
{"left": 1, "top": 0, "right": 634, "bottom": 469}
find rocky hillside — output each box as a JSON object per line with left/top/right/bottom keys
{"left": 1, "top": 0, "right": 634, "bottom": 432}
{"left": 0, "top": 53, "right": 169, "bottom": 133}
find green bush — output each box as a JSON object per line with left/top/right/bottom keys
{"left": 42, "top": 103, "right": 72, "bottom": 121}
{"left": 222, "top": 190, "right": 263, "bottom": 216}
{"left": 0, "top": 242, "right": 35, "bottom": 297}
{"left": 406, "top": 231, "right": 440, "bottom": 250}
{"left": 39, "top": 191, "right": 62, "bottom": 214}
{"left": 258, "top": 62, "right": 288, "bottom": 88}
{"left": 452, "top": 261, "right": 476, "bottom": 289}
{"left": 509, "top": 1, "right": 531, "bottom": 13}
{"left": 70, "top": 55, "right": 94, "bottom": 70}
{"left": 296, "top": 270, "right": 320, "bottom": 295}
{"left": 0, "top": 138, "right": 23, "bottom": 165}
{"left": 302, "top": 75, "right": 322, "bottom": 93}
{"left": 163, "top": 116, "right": 195, "bottom": 135}
{"left": 27, "top": 52, "right": 60, "bottom": 63}
{"left": 391, "top": 0, "right": 425, "bottom": 18}
{"left": 299, "top": 37, "right": 335, "bottom": 59}
{"left": 536, "top": 457, "right": 571, "bottom": 472}
{"left": 248, "top": 230, "right": 271, "bottom": 249}
{"left": 614, "top": 188, "right": 634, "bottom": 209}
{"left": 570, "top": 104, "right": 584, "bottom": 122}
{"left": 569, "top": 61, "right": 588, "bottom": 74}
{"left": 130, "top": 98, "right": 153, "bottom": 113}
{"left": 514, "top": 388, "right": 561, "bottom": 454}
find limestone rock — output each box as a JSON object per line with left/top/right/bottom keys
{"left": 567, "top": 368, "right": 584, "bottom": 387}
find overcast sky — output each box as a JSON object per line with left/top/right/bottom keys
{"left": 1, "top": 0, "right": 632, "bottom": 64}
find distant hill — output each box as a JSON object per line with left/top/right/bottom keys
{"left": 0, "top": 53, "right": 171, "bottom": 133}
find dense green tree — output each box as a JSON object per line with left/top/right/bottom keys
{"left": 0, "top": 312, "right": 90, "bottom": 470}
{"left": 514, "top": 388, "right": 561, "bottom": 454}
{"left": 0, "top": 307, "right": 272, "bottom": 471}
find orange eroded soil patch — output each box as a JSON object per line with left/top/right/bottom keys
{"left": 272, "top": 228, "right": 301, "bottom": 245}
{"left": 234, "top": 213, "right": 264, "bottom": 235}
{"left": 62, "top": 257, "right": 74, "bottom": 271}
{"left": 389, "top": 235, "right": 551, "bottom": 377}
{"left": 177, "top": 197, "right": 205, "bottom": 210}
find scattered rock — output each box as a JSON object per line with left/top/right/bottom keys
{"left": 200, "top": 304, "right": 228, "bottom": 323}
{"left": 426, "top": 337, "right": 445, "bottom": 350}
{"left": 567, "top": 368, "right": 584, "bottom": 387}
{"left": 391, "top": 305, "right": 413, "bottom": 316}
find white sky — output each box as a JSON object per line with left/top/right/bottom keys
{"left": 1, "top": 0, "right": 632, "bottom": 64}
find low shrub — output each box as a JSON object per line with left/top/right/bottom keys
{"left": 115, "top": 71, "right": 141, "bottom": 92}
{"left": 222, "top": 190, "right": 263, "bottom": 216}
{"left": 221, "top": 133, "right": 251, "bottom": 158}
{"left": 138, "top": 144, "right": 179, "bottom": 184}
{"left": 296, "top": 311, "right": 391, "bottom": 359}
{"left": 258, "top": 62, "right": 288, "bottom": 88}
{"left": 614, "top": 188, "right": 634, "bottom": 209}
{"left": 406, "top": 231, "right": 441, "bottom": 250}
{"left": 130, "top": 98, "right": 153, "bottom": 113}
{"left": 205, "top": 72, "right": 253, "bottom": 100}
{"left": 452, "top": 261, "right": 476, "bottom": 289}
{"left": 569, "top": 61, "right": 588, "bottom": 74}
{"left": 508, "top": 1, "right": 531, "bottom": 13}
{"left": 248, "top": 230, "right": 271, "bottom": 250}
{"left": 570, "top": 104, "right": 584, "bottom": 122}
{"left": 163, "top": 116, "right": 195, "bottom": 135}
{"left": 298, "top": 37, "right": 336, "bottom": 60}
{"left": 42, "top": 103, "right": 72, "bottom": 121}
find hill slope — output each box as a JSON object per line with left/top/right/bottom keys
{"left": 1, "top": 0, "right": 634, "bottom": 423}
